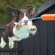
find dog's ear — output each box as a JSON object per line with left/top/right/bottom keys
{"left": 6, "top": 7, "right": 20, "bottom": 17}
{"left": 27, "top": 6, "right": 35, "bottom": 17}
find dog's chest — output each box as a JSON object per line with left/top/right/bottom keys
{"left": 12, "top": 12, "right": 33, "bottom": 41}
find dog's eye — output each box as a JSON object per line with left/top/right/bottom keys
{"left": 19, "top": 13, "right": 24, "bottom": 18}
{"left": 26, "top": 13, "right": 30, "bottom": 17}
{"left": 26, "top": 13, "right": 32, "bottom": 18}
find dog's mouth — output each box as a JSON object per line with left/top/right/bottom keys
{"left": 19, "top": 20, "right": 28, "bottom": 25}
{"left": 23, "top": 20, "right": 28, "bottom": 25}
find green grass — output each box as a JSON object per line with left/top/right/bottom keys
{"left": 0, "top": 0, "right": 47, "bottom": 24}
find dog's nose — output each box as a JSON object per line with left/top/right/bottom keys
{"left": 23, "top": 19, "right": 28, "bottom": 25}
{"left": 25, "top": 21, "right": 28, "bottom": 25}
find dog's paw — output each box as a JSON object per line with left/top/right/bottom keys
{"left": 29, "top": 26, "right": 37, "bottom": 35}
{"left": 9, "top": 41, "right": 14, "bottom": 49}
{"left": 29, "top": 26, "right": 37, "bottom": 31}
{"left": 14, "top": 22, "right": 22, "bottom": 28}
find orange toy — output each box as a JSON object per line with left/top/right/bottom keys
{"left": 42, "top": 14, "right": 55, "bottom": 21}
{"left": 18, "top": 14, "right": 55, "bottom": 23}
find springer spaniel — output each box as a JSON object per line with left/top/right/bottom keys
{"left": 0, "top": 6, "right": 37, "bottom": 49}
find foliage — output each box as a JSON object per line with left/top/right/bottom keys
{"left": 0, "top": 0, "right": 47, "bottom": 24}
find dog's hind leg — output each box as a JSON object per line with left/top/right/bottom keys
{"left": 0, "top": 37, "right": 6, "bottom": 48}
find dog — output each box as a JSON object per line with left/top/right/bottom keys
{"left": 0, "top": 6, "right": 37, "bottom": 49}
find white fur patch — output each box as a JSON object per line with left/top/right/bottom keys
{"left": 13, "top": 23, "right": 37, "bottom": 41}
{"left": 9, "top": 40, "right": 14, "bottom": 49}
{"left": 0, "top": 37, "right": 6, "bottom": 48}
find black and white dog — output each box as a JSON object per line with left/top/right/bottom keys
{"left": 0, "top": 6, "right": 37, "bottom": 49}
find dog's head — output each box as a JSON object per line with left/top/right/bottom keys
{"left": 6, "top": 6, "right": 35, "bottom": 25}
